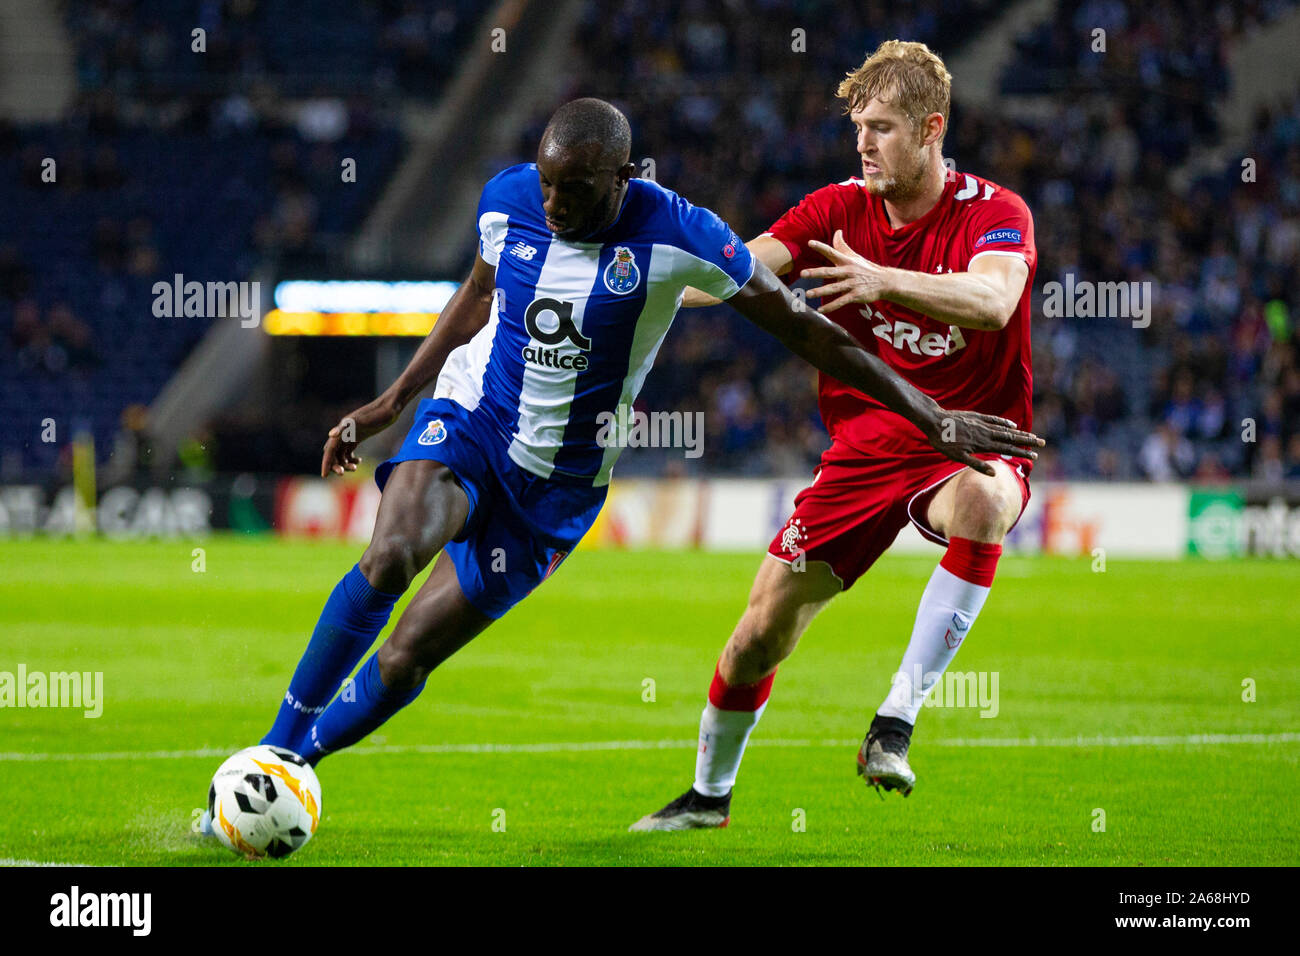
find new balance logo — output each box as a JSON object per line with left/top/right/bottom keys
{"left": 865, "top": 308, "right": 966, "bottom": 357}
{"left": 510, "top": 241, "right": 537, "bottom": 260}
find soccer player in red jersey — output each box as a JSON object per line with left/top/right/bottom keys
{"left": 634, "top": 40, "right": 1038, "bottom": 829}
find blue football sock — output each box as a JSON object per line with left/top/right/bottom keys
{"left": 260, "top": 564, "right": 401, "bottom": 752}
{"left": 299, "top": 652, "right": 425, "bottom": 764}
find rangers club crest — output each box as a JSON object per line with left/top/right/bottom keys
{"left": 780, "top": 517, "right": 806, "bottom": 554}
{"left": 603, "top": 246, "right": 640, "bottom": 295}
{"left": 417, "top": 419, "right": 447, "bottom": 446}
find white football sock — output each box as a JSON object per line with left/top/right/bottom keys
{"left": 877, "top": 563, "right": 991, "bottom": 725}
{"left": 693, "top": 701, "right": 767, "bottom": 797}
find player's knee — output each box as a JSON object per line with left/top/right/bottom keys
{"left": 359, "top": 534, "right": 431, "bottom": 594}
{"left": 948, "top": 471, "right": 1021, "bottom": 541}
{"left": 376, "top": 640, "right": 426, "bottom": 695}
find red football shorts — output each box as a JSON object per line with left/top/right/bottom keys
{"left": 767, "top": 440, "right": 1032, "bottom": 590}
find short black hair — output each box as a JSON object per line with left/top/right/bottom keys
{"left": 541, "top": 98, "right": 631, "bottom": 167}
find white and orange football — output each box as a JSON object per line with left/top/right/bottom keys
{"left": 207, "top": 745, "right": 322, "bottom": 859}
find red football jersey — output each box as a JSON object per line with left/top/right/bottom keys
{"left": 764, "top": 170, "right": 1036, "bottom": 464}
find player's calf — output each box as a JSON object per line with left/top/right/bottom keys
{"left": 720, "top": 554, "right": 838, "bottom": 683}
{"left": 720, "top": 599, "right": 800, "bottom": 685}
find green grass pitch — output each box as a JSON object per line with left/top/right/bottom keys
{"left": 1, "top": 536, "right": 1297, "bottom": 866}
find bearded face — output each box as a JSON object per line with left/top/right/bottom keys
{"left": 850, "top": 97, "right": 937, "bottom": 203}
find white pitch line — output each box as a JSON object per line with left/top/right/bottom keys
{"left": 0, "top": 731, "right": 1296, "bottom": 763}
{"left": 0, "top": 859, "right": 95, "bottom": 867}
{"left": 0, "top": 747, "right": 233, "bottom": 763}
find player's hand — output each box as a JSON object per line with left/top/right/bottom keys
{"left": 803, "top": 230, "right": 893, "bottom": 312}
{"left": 320, "top": 397, "right": 401, "bottom": 478}
{"left": 920, "top": 409, "right": 1044, "bottom": 477}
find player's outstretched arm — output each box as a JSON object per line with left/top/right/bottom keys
{"left": 724, "top": 259, "right": 1043, "bottom": 475}
{"left": 320, "top": 253, "right": 496, "bottom": 477}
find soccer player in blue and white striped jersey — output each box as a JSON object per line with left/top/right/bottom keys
{"left": 246, "top": 98, "right": 1041, "bottom": 775}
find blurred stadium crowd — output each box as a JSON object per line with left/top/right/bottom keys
{"left": 3, "top": 0, "right": 1298, "bottom": 484}
{"left": 2, "top": 0, "right": 472, "bottom": 477}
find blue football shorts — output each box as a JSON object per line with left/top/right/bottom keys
{"left": 375, "top": 397, "right": 606, "bottom": 618}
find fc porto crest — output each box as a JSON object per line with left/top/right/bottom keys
{"left": 417, "top": 419, "right": 447, "bottom": 446}
{"left": 603, "top": 246, "right": 640, "bottom": 295}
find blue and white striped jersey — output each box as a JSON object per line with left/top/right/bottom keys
{"left": 434, "top": 163, "right": 755, "bottom": 486}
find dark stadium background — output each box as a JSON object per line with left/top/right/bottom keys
{"left": 1, "top": 0, "right": 1298, "bottom": 536}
